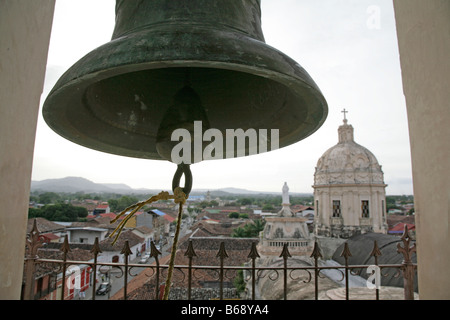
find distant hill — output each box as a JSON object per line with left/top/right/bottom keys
{"left": 212, "top": 187, "right": 312, "bottom": 197}
{"left": 100, "top": 183, "right": 134, "bottom": 191}
{"left": 220, "top": 187, "right": 263, "bottom": 194}
{"left": 30, "top": 177, "right": 152, "bottom": 194}
{"left": 30, "top": 176, "right": 313, "bottom": 197}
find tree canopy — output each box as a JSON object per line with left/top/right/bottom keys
{"left": 108, "top": 195, "right": 140, "bottom": 212}
{"left": 28, "top": 203, "right": 88, "bottom": 222}
{"left": 231, "top": 219, "right": 265, "bottom": 238}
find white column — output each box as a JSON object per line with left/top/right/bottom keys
{"left": 394, "top": 0, "right": 450, "bottom": 299}
{"left": 0, "top": 0, "right": 55, "bottom": 299}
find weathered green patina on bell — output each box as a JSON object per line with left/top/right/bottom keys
{"left": 43, "top": 0, "right": 327, "bottom": 162}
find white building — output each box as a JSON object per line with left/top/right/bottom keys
{"left": 313, "top": 114, "right": 388, "bottom": 238}
{"left": 66, "top": 227, "right": 109, "bottom": 244}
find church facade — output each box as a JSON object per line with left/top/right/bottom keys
{"left": 313, "top": 114, "right": 388, "bottom": 238}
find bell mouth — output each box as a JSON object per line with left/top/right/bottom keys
{"left": 43, "top": 25, "right": 327, "bottom": 161}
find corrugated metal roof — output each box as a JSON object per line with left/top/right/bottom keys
{"left": 66, "top": 227, "right": 109, "bottom": 232}
{"left": 148, "top": 209, "right": 166, "bottom": 216}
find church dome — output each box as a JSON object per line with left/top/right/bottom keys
{"left": 314, "top": 117, "right": 384, "bottom": 186}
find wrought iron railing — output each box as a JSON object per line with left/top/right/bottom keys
{"left": 23, "top": 220, "right": 417, "bottom": 300}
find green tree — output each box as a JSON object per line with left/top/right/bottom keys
{"left": 109, "top": 195, "right": 139, "bottom": 212}
{"left": 228, "top": 212, "right": 240, "bottom": 219}
{"left": 247, "top": 219, "right": 265, "bottom": 236}
{"left": 38, "top": 192, "right": 61, "bottom": 204}
{"left": 198, "top": 201, "right": 210, "bottom": 209}
{"left": 231, "top": 219, "right": 265, "bottom": 238}
{"left": 28, "top": 204, "right": 87, "bottom": 222}
{"left": 239, "top": 198, "right": 252, "bottom": 206}
{"left": 209, "top": 200, "right": 219, "bottom": 207}
{"left": 231, "top": 227, "right": 248, "bottom": 238}
{"left": 108, "top": 198, "right": 119, "bottom": 212}
{"left": 262, "top": 204, "right": 274, "bottom": 211}
{"left": 28, "top": 207, "right": 43, "bottom": 219}
{"left": 234, "top": 269, "right": 246, "bottom": 295}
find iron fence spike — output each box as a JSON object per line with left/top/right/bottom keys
{"left": 397, "top": 225, "right": 416, "bottom": 263}
{"left": 150, "top": 240, "right": 161, "bottom": 257}
{"left": 184, "top": 239, "right": 197, "bottom": 258}
{"left": 340, "top": 242, "right": 352, "bottom": 259}
{"left": 310, "top": 241, "right": 323, "bottom": 260}
{"left": 280, "top": 243, "right": 291, "bottom": 259}
{"left": 90, "top": 237, "right": 102, "bottom": 255}
{"left": 216, "top": 242, "right": 228, "bottom": 259}
{"left": 248, "top": 242, "right": 260, "bottom": 259}
{"left": 60, "top": 235, "right": 71, "bottom": 254}
{"left": 120, "top": 240, "right": 133, "bottom": 256}
{"left": 370, "top": 240, "right": 382, "bottom": 257}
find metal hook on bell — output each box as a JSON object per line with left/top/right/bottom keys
{"left": 172, "top": 163, "right": 192, "bottom": 196}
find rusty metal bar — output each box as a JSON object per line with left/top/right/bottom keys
{"left": 23, "top": 257, "right": 36, "bottom": 300}
{"left": 60, "top": 235, "right": 71, "bottom": 300}
{"left": 149, "top": 241, "right": 161, "bottom": 300}
{"left": 280, "top": 243, "right": 291, "bottom": 300}
{"left": 397, "top": 225, "right": 417, "bottom": 300}
{"left": 24, "top": 220, "right": 417, "bottom": 301}
{"left": 90, "top": 237, "right": 102, "bottom": 300}
{"left": 248, "top": 242, "right": 260, "bottom": 300}
{"left": 184, "top": 240, "right": 196, "bottom": 300}
{"left": 340, "top": 242, "right": 352, "bottom": 300}
{"left": 216, "top": 242, "right": 228, "bottom": 300}
{"left": 30, "top": 259, "right": 415, "bottom": 300}
{"left": 121, "top": 241, "right": 132, "bottom": 300}
{"left": 24, "top": 220, "right": 45, "bottom": 300}
{"left": 310, "top": 241, "right": 323, "bottom": 300}
{"left": 370, "top": 240, "right": 382, "bottom": 300}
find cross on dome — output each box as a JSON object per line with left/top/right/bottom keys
{"left": 341, "top": 108, "right": 349, "bottom": 123}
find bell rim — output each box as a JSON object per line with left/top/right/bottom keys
{"left": 43, "top": 27, "right": 328, "bottom": 161}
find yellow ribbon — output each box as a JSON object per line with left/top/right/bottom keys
{"left": 109, "top": 188, "right": 186, "bottom": 245}
{"left": 109, "top": 187, "right": 187, "bottom": 300}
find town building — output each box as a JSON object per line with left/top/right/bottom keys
{"left": 65, "top": 226, "right": 109, "bottom": 244}
{"left": 93, "top": 203, "right": 110, "bottom": 215}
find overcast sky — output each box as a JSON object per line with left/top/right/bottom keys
{"left": 32, "top": 0, "right": 413, "bottom": 195}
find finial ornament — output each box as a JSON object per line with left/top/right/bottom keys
{"left": 341, "top": 108, "right": 348, "bottom": 123}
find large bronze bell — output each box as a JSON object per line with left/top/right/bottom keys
{"left": 43, "top": 0, "right": 327, "bottom": 164}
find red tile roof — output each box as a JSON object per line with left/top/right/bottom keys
{"left": 41, "top": 233, "right": 60, "bottom": 241}
{"left": 389, "top": 222, "right": 415, "bottom": 233}
{"left": 99, "top": 212, "right": 117, "bottom": 219}
{"left": 162, "top": 214, "right": 175, "bottom": 223}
